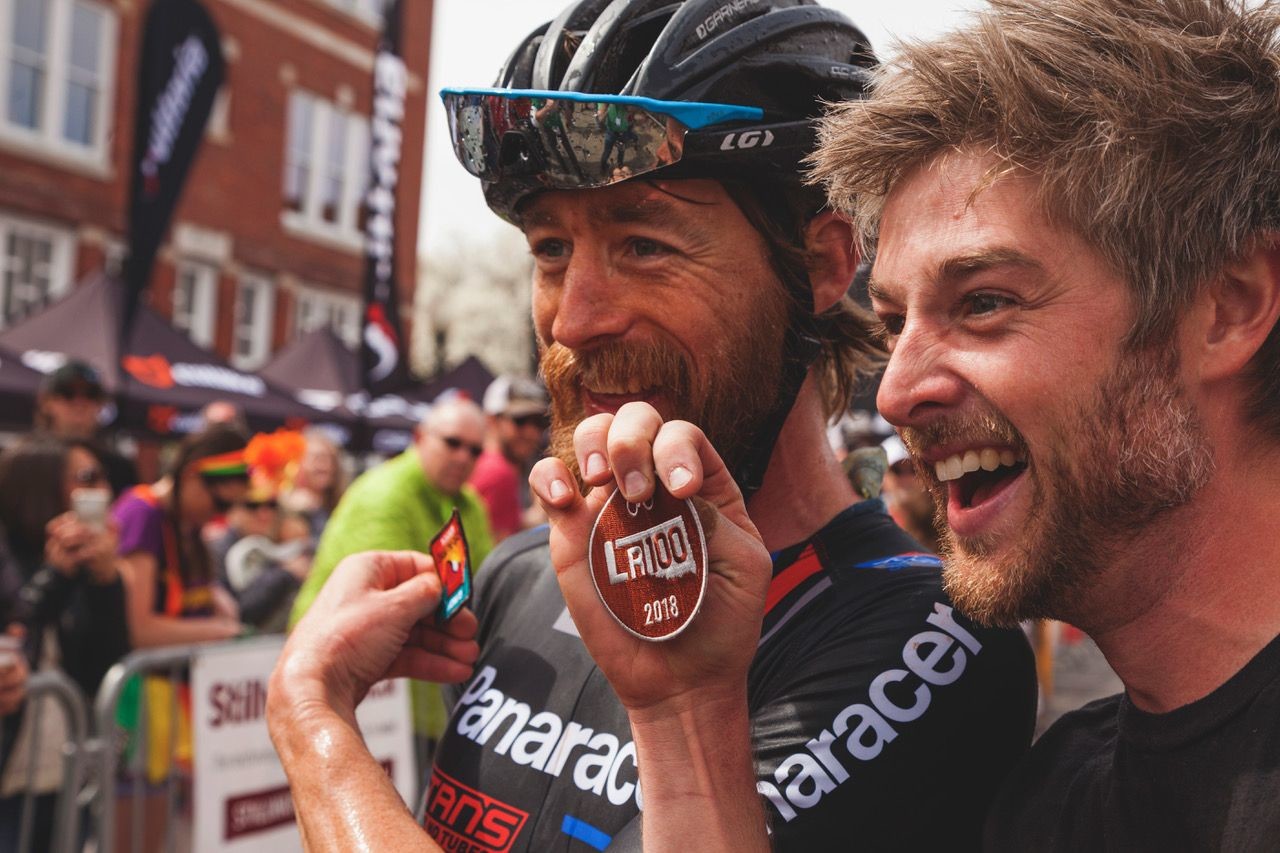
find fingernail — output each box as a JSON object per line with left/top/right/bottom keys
{"left": 623, "top": 470, "right": 647, "bottom": 499}
{"left": 669, "top": 465, "right": 692, "bottom": 491}
{"left": 585, "top": 453, "right": 607, "bottom": 478}
{"left": 549, "top": 479, "right": 569, "bottom": 500}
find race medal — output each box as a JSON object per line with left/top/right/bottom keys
{"left": 431, "top": 509, "right": 472, "bottom": 621}
{"left": 588, "top": 483, "right": 708, "bottom": 641}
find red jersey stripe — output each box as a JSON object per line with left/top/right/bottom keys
{"left": 765, "top": 545, "right": 823, "bottom": 615}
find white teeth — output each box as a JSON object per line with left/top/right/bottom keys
{"left": 934, "top": 447, "right": 1024, "bottom": 482}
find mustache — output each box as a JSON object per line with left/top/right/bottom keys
{"left": 898, "top": 407, "right": 1027, "bottom": 472}
{"left": 540, "top": 339, "right": 694, "bottom": 402}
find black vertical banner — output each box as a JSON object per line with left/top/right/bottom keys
{"left": 120, "top": 0, "right": 224, "bottom": 348}
{"left": 361, "top": 0, "right": 410, "bottom": 396}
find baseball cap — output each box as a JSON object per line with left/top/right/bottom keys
{"left": 482, "top": 376, "right": 548, "bottom": 419}
{"left": 41, "top": 360, "right": 105, "bottom": 400}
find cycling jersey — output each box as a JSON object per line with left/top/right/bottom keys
{"left": 424, "top": 499, "right": 1036, "bottom": 852}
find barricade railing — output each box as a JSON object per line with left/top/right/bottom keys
{"left": 90, "top": 637, "right": 293, "bottom": 853}
{"left": 3, "top": 669, "right": 93, "bottom": 853}
{"left": 93, "top": 643, "right": 206, "bottom": 853}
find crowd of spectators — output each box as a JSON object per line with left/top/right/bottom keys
{"left": 0, "top": 361, "right": 550, "bottom": 848}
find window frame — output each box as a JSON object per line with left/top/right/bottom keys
{"left": 231, "top": 272, "right": 275, "bottom": 369}
{"left": 294, "top": 284, "right": 360, "bottom": 349}
{"left": 281, "top": 89, "right": 369, "bottom": 251}
{"left": 0, "top": 0, "right": 117, "bottom": 172}
{"left": 0, "top": 212, "right": 74, "bottom": 329}
{"left": 172, "top": 260, "right": 218, "bottom": 348}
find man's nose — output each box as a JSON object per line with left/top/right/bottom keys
{"left": 549, "top": 246, "right": 632, "bottom": 350}
{"left": 876, "top": 319, "right": 966, "bottom": 429}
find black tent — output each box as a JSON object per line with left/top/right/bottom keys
{"left": 258, "top": 328, "right": 496, "bottom": 453}
{"left": 0, "top": 273, "right": 319, "bottom": 436}
{"left": 0, "top": 348, "right": 45, "bottom": 429}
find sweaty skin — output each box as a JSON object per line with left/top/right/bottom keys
{"left": 529, "top": 403, "right": 774, "bottom": 852}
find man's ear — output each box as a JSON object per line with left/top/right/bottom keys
{"left": 803, "top": 211, "right": 859, "bottom": 313}
{"left": 1199, "top": 236, "right": 1280, "bottom": 382}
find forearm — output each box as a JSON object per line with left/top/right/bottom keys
{"left": 268, "top": 678, "right": 437, "bottom": 852}
{"left": 629, "top": 689, "right": 769, "bottom": 852}
{"left": 129, "top": 611, "right": 237, "bottom": 648}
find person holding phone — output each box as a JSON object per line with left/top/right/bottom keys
{"left": 0, "top": 435, "right": 130, "bottom": 851}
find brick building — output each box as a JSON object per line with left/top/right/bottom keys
{"left": 0, "top": 0, "right": 430, "bottom": 370}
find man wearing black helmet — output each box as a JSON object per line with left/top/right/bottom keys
{"left": 269, "top": 2, "right": 1036, "bottom": 850}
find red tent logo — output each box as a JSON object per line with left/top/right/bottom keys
{"left": 124, "top": 354, "right": 175, "bottom": 388}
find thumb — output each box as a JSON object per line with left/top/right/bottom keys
{"left": 382, "top": 568, "right": 443, "bottom": 623}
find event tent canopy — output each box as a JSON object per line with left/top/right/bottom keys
{"left": 0, "top": 273, "right": 319, "bottom": 436}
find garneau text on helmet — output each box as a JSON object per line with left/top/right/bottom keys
{"left": 695, "top": 0, "right": 763, "bottom": 41}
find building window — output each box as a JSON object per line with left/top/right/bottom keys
{"left": 231, "top": 273, "right": 274, "bottom": 369}
{"left": 322, "top": 0, "right": 385, "bottom": 27}
{"left": 0, "top": 214, "right": 72, "bottom": 328}
{"left": 0, "top": 0, "right": 115, "bottom": 163}
{"left": 173, "top": 261, "right": 217, "bottom": 348}
{"left": 295, "top": 286, "right": 360, "bottom": 349}
{"left": 282, "top": 90, "right": 369, "bottom": 246}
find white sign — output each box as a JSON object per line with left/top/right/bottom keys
{"left": 191, "top": 636, "right": 416, "bottom": 852}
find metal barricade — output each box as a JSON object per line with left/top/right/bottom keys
{"left": 91, "top": 645, "right": 202, "bottom": 853}
{"left": 2, "top": 669, "right": 93, "bottom": 853}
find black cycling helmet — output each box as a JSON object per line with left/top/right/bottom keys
{"left": 445, "top": 0, "right": 876, "bottom": 501}
{"left": 470, "top": 0, "right": 875, "bottom": 222}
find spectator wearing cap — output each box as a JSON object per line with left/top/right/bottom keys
{"left": 472, "top": 376, "right": 549, "bottom": 541}
{"left": 35, "top": 360, "right": 137, "bottom": 497}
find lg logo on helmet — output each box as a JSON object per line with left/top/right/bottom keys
{"left": 720, "top": 129, "right": 774, "bottom": 151}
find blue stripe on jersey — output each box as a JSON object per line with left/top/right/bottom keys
{"left": 561, "top": 815, "right": 612, "bottom": 850}
{"left": 854, "top": 554, "right": 943, "bottom": 571}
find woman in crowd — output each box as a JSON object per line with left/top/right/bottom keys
{"left": 0, "top": 435, "right": 129, "bottom": 851}
{"left": 112, "top": 425, "right": 248, "bottom": 647}
{"left": 280, "top": 428, "right": 345, "bottom": 541}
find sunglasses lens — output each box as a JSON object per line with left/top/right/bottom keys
{"left": 441, "top": 435, "right": 483, "bottom": 459}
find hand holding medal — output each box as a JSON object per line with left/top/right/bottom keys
{"left": 529, "top": 401, "right": 772, "bottom": 712}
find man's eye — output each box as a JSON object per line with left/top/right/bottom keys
{"left": 967, "top": 293, "right": 1013, "bottom": 316}
{"left": 531, "top": 239, "right": 569, "bottom": 259}
{"left": 878, "top": 314, "right": 905, "bottom": 337}
{"left": 629, "top": 238, "right": 668, "bottom": 257}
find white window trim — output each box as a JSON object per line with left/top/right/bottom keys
{"left": 317, "top": 0, "right": 384, "bottom": 29}
{"left": 173, "top": 260, "right": 218, "bottom": 348}
{"left": 281, "top": 89, "right": 368, "bottom": 253}
{"left": 231, "top": 272, "right": 275, "bottom": 369}
{"left": 0, "top": 211, "right": 74, "bottom": 328}
{"left": 294, "top": 284, "right": 360, "bottom": 349}
{"left": 0, "top": 0, "right": 117, "bottom": 175}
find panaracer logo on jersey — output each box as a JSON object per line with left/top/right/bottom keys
{"left": 423, "top": 767, "right": 529, "bottom": 853}
{"left": 757, "top": 603, "right": 986, "bottom": 822}
{"left": 123, "top": 353, "right": 265, "bottom": 397}
{"left": 446, "top": 665, "right": 643, "bottom": 810}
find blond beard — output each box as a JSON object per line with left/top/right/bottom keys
{"left": 902, "top": 346, "right": 1213, "bottom": 627}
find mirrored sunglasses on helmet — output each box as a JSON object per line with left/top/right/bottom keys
{"left": 441, "top": 88, "right": 763, "bottom": 193}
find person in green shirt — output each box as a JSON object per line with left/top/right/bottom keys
{"left": 288, "top": 395, "right": 493, "bottom": 756}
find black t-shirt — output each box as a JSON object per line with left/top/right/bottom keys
{"left": 985, "top": 630, "right": 1280, "bottom": 852}
{"left": 426, "top": 500, "right": 1037, "bottom": 852}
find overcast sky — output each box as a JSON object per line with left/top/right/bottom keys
{"left": 416, "top": 0, "right": 989, "bottom": 258}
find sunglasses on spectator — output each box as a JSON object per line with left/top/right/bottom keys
{"left": 244, "top": 499, "right": 278, "bottom": 511}
{"left": 439, "top": 435, "right": 484, "bottom": 459}
{"left": 512, "top": 414, "right": 549, "bottom": 430}
{"left": 54, "top": 385, "right": 104, "bottom": 402}
{"left": 72, "top": 468, "right": 107, "bottom": 486}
